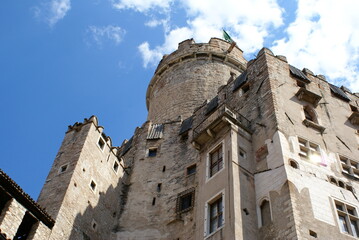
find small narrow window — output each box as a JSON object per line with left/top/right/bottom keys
{"left": 59, "top": 164, "right": 68, "bottom": 173}
{"left": 98, "top": 137, "right": 105, "bottom": 151}
{"left": 148, "top": 148, "right": 157, "bottom": 157}
{"left": 90, "top": 180, "right": 96, "bottom": 191}
{"left": 309, "top": 230, "right": 317, "bottom": 238}
{"left": 242, "top": 84, "right": 250, "bottom": 93}
{"left": 91, "top": 220, "right": 98, "bottom": 231}
{"left": 152, "top": 197, "right": 156, "bottom": 206}
{"left": 162, "top": 166, "right": 166, "bottom": 172}
{"left": 329, "top": 177, "right": 338, "bottom": 186}
{"left": 239, "top": 150, "right": 246, "bottom": 159}
{"left": 187, "top": 165, "right": 196, "bottom": 175}
{"left": 260, "top": 199, "right": 271, "bottom": 227}
{"left": 289, "top": 160, "right": 298, "bottom": 169}
{"left": 157, "top": 183, "right": 162, "bottom": 192}
{"left": 113, "top": 160, "right": 119, "bottom": 173}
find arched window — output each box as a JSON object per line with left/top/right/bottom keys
{"left": 304, "top": 106, "right": 318, "bottom": 123}
{"left": 329, "top": 176, "right": 338, "bottom": 186}
{"left": 260, "top": 199, "right": 271, "bottom": 227}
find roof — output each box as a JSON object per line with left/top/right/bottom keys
{"left": 205, "top": 96, "right": 219, "bottom": 115}
{"left": 120, "top": 137, "right": 133, "bottom": 156}
{"left": 179, "top": 116, "right": 193, "bottom": 135}
{"left": 329, "top": 84, "right": 351, "bottom": 102}
{"left": 0, "top": 169, "right": 55, "bottom": 228}
{"left": 289, "top": 65, "right": 311, "bottom": 83}
{"left": 233, "top": 71, "right": 248, "bottom": 92}
{"left": 147, "top": 124, "right": 164, "bottom": 139}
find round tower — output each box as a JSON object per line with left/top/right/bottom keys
{"left": 146, "top": 38, "right": 247, "bottom": 122}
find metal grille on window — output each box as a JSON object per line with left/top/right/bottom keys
{"left": 210, "top": 145, "right": 223, "bottom": 177}
{"left": 209, "top": 197, "right": 223, "bottom": 233}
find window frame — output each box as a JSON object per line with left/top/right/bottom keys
{"left": 147, "top": 148, "right": 158, "bottom": 157}
{"left": 333, "top": 199, "right": 359, "bottom": 238}
{"left": 97, "top": 136, "right": 106, "bottom": 152}
{"left": 113, "top": 160, "right": 120, "bottom": 174}
{"left": 297, "top": 137, "right": 323, "bottom": 165}
{"left": 206, "top": 141, "right": 225, "bottom": 181}
{"left": 176, "top": 188, "right": 195, "bottom": 214}
{"left": 204, "top": 190, "right": 225, "bottom": 237}
{"left": 339, "top": 155, "right": 359, "bottom": 179}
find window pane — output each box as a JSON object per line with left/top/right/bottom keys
{"left": 218, "top": 213, "right": 223, "bottom": 228}
{"left": 336, "top": 204, "right": 344, "bottom": 211}
{"left": 339, "top": 215, "right": 349, "bottom": 233}
{"left": 351, "top": 220, "right": 359, "bottom": 237}
{"left": 210, "top": 217, "right": 217, "bottom": 233}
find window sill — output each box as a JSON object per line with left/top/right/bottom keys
{"left": 342, "top": 172, "right": 359, "bottom": 181}
{"left": 303, "top": 119, "right": 325, "bottom": 133}
{"left": 205, "top": 226, "right": 224, "bottom": 239}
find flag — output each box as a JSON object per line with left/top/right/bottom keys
{"left": 223, "top": 29, "right": 233, "bottom": 43}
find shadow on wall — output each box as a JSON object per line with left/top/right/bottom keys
{"left": 67, "top": 170, "right": 131, "bottom": 240}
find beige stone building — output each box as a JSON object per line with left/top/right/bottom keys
{"left": 1, "top": 38, "right": 359, "bottom": 240}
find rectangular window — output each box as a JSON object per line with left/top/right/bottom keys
{"left": 98, "top": 137, "right": 105, "bottom": 151}
{"left": 209, "top": 145, "right": 223, "bottom": 177}
{"left": 298, "top": 137, "right": 320, "bottom": 159}
{"left": 113, "top": 160, "right": 119, "bottom": 173}
{"left": 340, "top": 155, "right": 359, "bottom": 179}
{"left": 209, "top": 197, "right": 223, "bottom": 234}
{"left": 176, "top": 189, "right": 195, "bottom": 213}
{"left": 186, "top": 164, "right": 196, "bottom": 175}
{"left": 90, "top": 180, "right": 97, "bottom": 192}
{"left": 335, "top": 200, "right": 359, "bottom": 237}
{"left": 148, "top": 148, "right": 157, "bottom": 157}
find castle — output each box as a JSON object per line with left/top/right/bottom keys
{"left": 1, "top": 38, "right": 359, "bottom": 240}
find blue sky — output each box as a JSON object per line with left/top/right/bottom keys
{"left": 1, "top": 0, "right": 358, "bottom": 200}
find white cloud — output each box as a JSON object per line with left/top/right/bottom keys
{"left": 272, "top": 0, "right": 359, "bottom": 92}
{"left": 136, "top": 0, "right": 284, "bottom": 68}
{"left": 87, "top": 25, "right": 126, "bottom": 46}
{"left": 111, "top": 0, "right": 173, "bottom": 12}
{"left": 33, "top": 0, "right": 71, "bottom": 27}
{"left": 138, "top": 27, "right": 192, "bottom": 67}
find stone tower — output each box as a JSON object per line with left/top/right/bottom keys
{"left": 37, "top": 116, "right": 125, "bottom": 240}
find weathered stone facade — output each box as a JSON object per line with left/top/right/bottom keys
{"left": 1, "top": 38, "right": 359, "bottom": 240}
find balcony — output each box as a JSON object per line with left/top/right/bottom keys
{"left": 295, "top": 87, "right": 322, "bottom": 107}
{"left": 192, "top": 104, "right": 251, "bottom": 148}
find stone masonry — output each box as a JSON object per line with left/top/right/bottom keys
{"left": 1, "top": 38, "right": 359, "bottom": 240}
